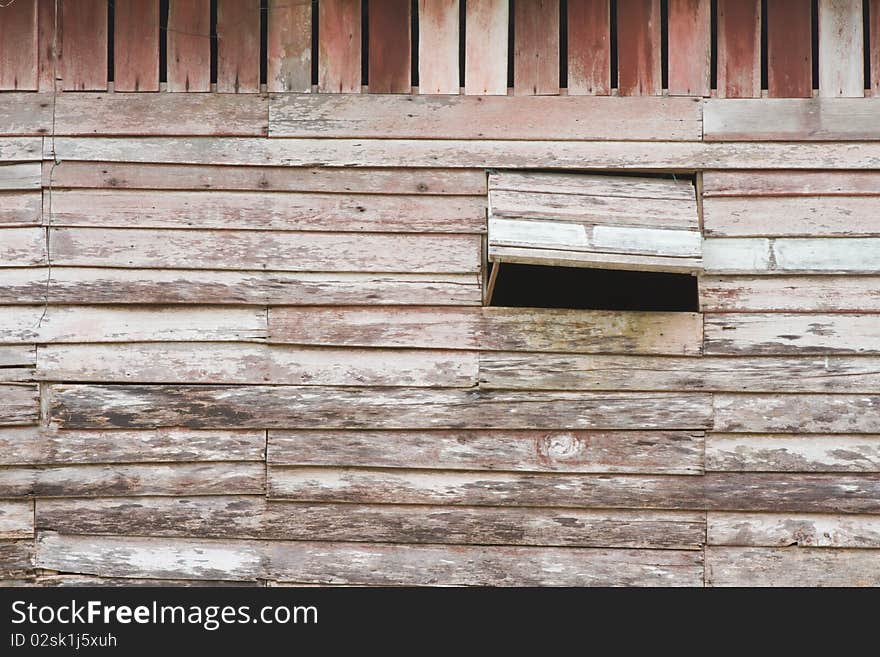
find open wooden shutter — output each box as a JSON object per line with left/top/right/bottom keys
{"left": 488, "top": 172, "right": 702, "bottom": 273}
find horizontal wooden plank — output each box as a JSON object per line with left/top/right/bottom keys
{"left": 268, "top": 95, "right": 703, "bottom": 140}
{"left": 268, "top": 307, "right": 703, "bottom": 355}
{"left": 37, "top": 344, "right": 479, "bottom": 387}
{"left": 0, "top": 96, "right": 52, "bottom": 136}
{"left": 703, "top": 238, "right": 880, "bottom": 274}
{"left": 703, "top": 171, "right": 880, "bottom": 197}
{"left": 0, "top": 501, "right": 33, "bottom": 539}
{"left": 270, "top": 468, "right": 880, "bottom": 513}
{"left": 0, "top": 163, "right": 41, "bottom": 190}
{"left": 0, "top": 367, "right": 32, "bottom": 383}
{"left": 698, "top": 276, "right": 880, "bottom": 312}
{"left": 36, "top": 533, "right": 703, "bottom": 586}
{"left": 481, "top": 353, "right": 880, "bottom": 393}
{"left": 0, "top": 192, "right": 40, "bottom": 226}
{"left": 46, "top": 137, "right": 880, "bottom": 170}
{"left": 0, "top": 384, "right": 37, "bottom": 426}
{"left": 49, "top": 385, "right": 714, "bottom": 430}
{"left": 704, "top": 99, "right": 880, "bottom": 141}
{"left": 0, "top": 227, "right": 46, "bottom": 267}
{"left": 50, "top": 228, "right": 481, "bottom": 274}
{"left": 0, "top": 346, "right": 35, "bottom": 368}
{"left": 48, "top": 190, "right": 485, "bottom": 233}
{"left": 707, "top": 434, "right": 880, "bottom": 472}
{"left": 705, "top": 313, "right": 880, "bottom": 354}
{"left": 1, "top": 137, "right": 43, "bottom": 161}
{"left": 0, "top": 463, "right": 266, "bottom": 497}
{"left": 269, "top": 430, "right": 704, "bottom": 474}
{"left": 489, "top": 246, "right": 703, "bottom": 273}
{"left": 706, "top": 547, "right": 880, "bottom": 586}
{"left": 23, "top": 575, "right": 260, "bottom": 587}
{"left": 708, "top": 512, "right": 880, "bottom": 547}
{"left": 489, "top": 171, "right": 696, "bottom": 200}
{"left": 44, "top": 162, "right": 488, "bottom": 195}
{"left": 0, "top": 427, "right": 265, "bottom": 465}
{"left": 36, "top": 497, "right": 706, "bottom": 549}
{"left": 703, "top": 196, "right": 880, "bottom": 237}
{"left": 0, "top": 268, "right": 482, "bottom": 306}
{"left": 0, "top": 541, "right": 34, "bottom": 579}
{"left": 0, "top": 306, "right": 267, "bottom": 343}
{"left": 714, "top": 394, "right": 880, "bottom": 433}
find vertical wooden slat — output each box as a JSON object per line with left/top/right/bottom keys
{"left": 267, "top": 0, "right": 312, "bottom": 92}
{"left": 716, "top": 0, "right": 761, "bottom": 98}
{"left": 0, "top": 0, "right": 39, "bottom": 90}
{"left": 167, "top": 0, "right": 210, "bottom": 92}
{"left": 818, "top": 0, "right": 864, "bottom": 97}
{"left": 217, "top": 0, "right": 261, "bottom": 93}
{"left": 872, "top": 0, "right": 880, "bottom": 94}
{"left": 369, "top": 0, "right": 411, "bottom": 93}
{"left": 667, "top": 0, "right": 710, "bottom": 96}
{"left": 37, "top": 0, "right": 58, "bottom": 92}
{"left": 418, "top": 0, "right": 459, "bottom": 94}
{"left": 567, "top": 0, "right": 610, "bottom": 95}
{"left": 513, "top": 0, "right": 560, "bottom": 95}
{"left": 767, "top": 0, "right": 812, "bottom": 97}
{"left": 318, "top": 0, "right": 361, "bottom": 93}
{"left": 113, "top": 0, "right": 159, "bottom": 92}
{"left": 464, "top": 0, "right": 508, "bottom": 94}
{"left": 61, "top": 0, "right": 107, "bottom": 90}
{"left": 616, "top": 0, "right": 661, "bottom": 96}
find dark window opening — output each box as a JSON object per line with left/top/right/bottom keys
{"left": 487, "top": 263, "right": 699, "bottom": 312}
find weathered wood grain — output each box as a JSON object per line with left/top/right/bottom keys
{"left": 566, "top": 0, "right": 610, "bottom": 95}
{"left": 38, "top": 344, "right": 479, "bottom": 388}
{"left": 707, "top": 547, "right": 880, "bottom": 586}
{"left": 818, "top": 0, "right": 864, "bottom": 97}
{"left": 166, "top": 0, "right": 211, "bottom": 92}
{"left": 269, "top": 429, "right": 704, "bottom": 474}
{"left": 0, "top": 192, "right": 40, "bottom": 226}
{"left": 25, "top": 575, "right": 260, "bottom": 587}
{"left": 216, "top": 0, "right": 260, "bottom": 93}
{"left": 0, "top": 463, "right": 265, "bottom": 498}
{"left": 0, "top": 427, "right": 264, "bottom": 465}
{"left": 703, "top": 238, "right": 880, "bottom": 275}
{"left": 489, "top": 171, "right": 696, "bottom": 200}
{"left": 767, "top": 0, "right": 812, "bottom": 97}
{"left": 0, "top": 346, "right": 34, "bottom": 368}
{"left": 369, "top": 0, "right": 411, "bottom": 93}
{"left": 714, "top": 394, "right": 880, "bottom": 433}
{"left": 0, "top": 306, "right": 266, "bottom": 344}
{"left": 707, "top": 434, "right": 880, "bottom": 472}
{"left": 48, "top": 190, "right": 485, "bottom": 232}
{"left": 113, "top": 0, "right": 160, "bottom": 92}
{"left": 35, "top": 533, "right": 703, "bottom": 586}
{"left": 44, "top": 162, "right": 488, "bottom": 195}
{"left": 716, "top": 0, "right": 761, "bottom": 98}
{"left": 481, "top": 353, "right": 880, "bottom": 393}
{"left": 464, "top": 0, "right": 508, "bottom": 95}
{"left": 873, "top": 0, "right": 880, "bottom": 94}
{"left": 0, "top": 227, "right": 46, "bottom": 267}
{"left": 699, "top": 276, "right": 880, "bottom": 313}
{"left": 269, "top": 307, "right": 703, "bottom": 355}
{"left": 0, "top": 163, "right": 40, "bottom": 190}
{"left": 0, "top": 501, "right": 33, "bottom": 539}
{"left": 36, "top": 0, "right": 57, "bottom": 92}
{"left": 704, "top": 99, "right": 880, "bottom": 141}
{"left": 705, "top": 474, "right": 880, "bottom": 513}
{"left": 61, "top": 0, "right": 107, "bottom": 90}
{"left": 268, "top": 94, "right": 702, "bottom": 140}
{"left": 0, "top": 268, "right": 481, "bottom": 306}
{"left": 0, "top": 137, "right": 42, "bottom": 161}
{"left": 50, "top": 228, "right": 481, "bottom": 274}
{"left": 36, "top": 496, "right": 706, "bottom": 549}
{"left": 418, "top": 0, "right": 459, "bottom": 94}
{"left": 0, "top": 384, "right": 37, "bottom": 426}
{"left": 667, "top": 0, "right": 710, "bottom": 96}
{"left": 616, "top": 0, "right": 661, "bottom": 96}
{"left": 708, "top": 512, "right": 880, "bottom": 547}
{"left": 703, "top": 171, "right": 880, "bottom": 197}
{"left": 49, "top": 385, "right": 713, "bottom": 430}
{"left": 267, "top": 0, "right": 312, "bottom": 92}
{"left": 0, "top": 0, "right": 38, "bottom": 91}
{"left": 0, "top": 93, "right": 51, "bottom": 135}
{"left": 705, "top": 313, "right": 880, "bottom": 355}
{"left": 513, "top": 0, "right": 560, "bottom": 95}
{"left": 0, "top": 540, "right": 34, "bottom": 579}
{"left": 318, "top": 0, "right": 361, "bottom": 93}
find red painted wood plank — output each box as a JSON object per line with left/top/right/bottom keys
{"left": 0, "top": 0, "right": 38, "bottom": 90}
{"left": 217, "top": 0, "right": 260, "bottom": 93}
{"left": 873, "top": 0, "right": 880, "bottom": 94}
{"left": 113, "top": 0, "right": 159, "bottom": 92}
{"left": 61, "top": 0, "right": 107, "bottom": 91}
{"left": 767, "top": 0, "right": 812, "bottom": 97}
{"left": 318, "top": 0, "right": 361, "bottom": 93}
{"left": 167, "top": 0, "right": 210, "bottom": 92}
{"left": 267, "top": 0, "right": 312, "bottom": 92}
{"left": 464, "top": 0, "right": 507, "bottom": 95}
{"left": 616, "top": 0, "right": 661, "bottom": 96}
{"left": 667, "top": 0, "right": 710, "bottom": 96}
{"left": 514, "top": 0, "right": 560, "bottom": 95}
{"left": 37, "top": 0, "right": 58, "bottom": 92}
{"left": 567, "top": 0, "right": 610, "bottom": 95}
{"left": 369, "top": 0, "right": 411, "bottom": 93}
{"left": 418, "top": 0, "right": 459, "bottom": 94}
{"left": 716, "top": 0, "right": 761, "bottom": 98}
